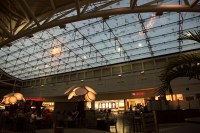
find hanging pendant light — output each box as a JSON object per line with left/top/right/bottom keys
{"left": 4, "top": 97, "right": 10, "bottom": 105}
{"left": 8, "top": 96, "right": 17, "bottom": 104}
{"left": 66, "top": 84, "right": 96, "bottom": 102}
{"left": 75, "top": 87, "right": 87, "bottom": 96}
{"left": 85, "top": 86, "right": 97, "bottom": 94}
{"left": 85, "top": 94, "right": 92, "bottom": 102}
{"left": 68, "top": 91, "right": 76, "bottom": 100}
{"left": 1, "top": 81, "right": 25, "bottom": 105}
{"left": 85, "top": 92, "right": 96, "bottom": 102}
{"left": 1, "top": 92, "right": 25, "bottom": 105}
{"left": 14, "top": 93, "right": 24, "bottom": 100}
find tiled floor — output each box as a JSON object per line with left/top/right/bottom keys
{"left": 1, "top": 115, "right": 200, "bottom": 133}
{"left": 1, "top": 123, "right": 200, "bottom": 133}
{"left": 37, "top": 128, "right": 109, "bottom": 133}
{"left": 159, "top": 123, "right": 200, "bottom": 133}
{"left": 35, "top": 123, "right": 200, "bottom": 133}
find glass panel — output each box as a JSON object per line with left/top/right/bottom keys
{"left": 0, "top": 0, "right": 199, "bottom": 79}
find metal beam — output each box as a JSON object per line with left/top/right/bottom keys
{"left": 50, "top": 0, "right": 56, "bottom": 11}
{"left": 37, "top": 0, "right": 106, "bottom": 21}
{"left": 0, "top": 80, "right": 22, "bottom": 87}
{"left": 75, "top": 0, "right": 81, "bottom": 15}
{"left": 137, "top": 13, "right": 153, "bottom": 56}
{"left": 141, "top": 0, "right": 162, "bottom": 6}
{"left": 130, "top": 0, "right": 137, "bottom": 9}
{"left": 54, "top": 9, "right": 75, "bottom": 21}
{"left": 81, "top": 3, "right": 89, "bottom": 14}
{"left": 14, "top": 0, "right": 29, "bottom": 20}
{"left": 1, "top": 4, "right": 200, "bottom": 47}
{"left": 20, "top": 0, "right": 40, "bottom": 26}
{"left": 183, "top": 0, "right": 190, "bottom": 5}
{"left": 0, "top": 25, "right": 12, "bottom": 37}
{"left": 1, "top": 1, "right": 25, "bottom": 20}
{"left": 92, "top": 0, "right": 121, "bottom": 12}
{"left": 20, "top": 20, "right": 33, "bottom": 31}
{"left": 191, "top": 0, "right": 199, "bottom": 8}
{"left": 13, "top": 21, "right": 28, "bottom": 34}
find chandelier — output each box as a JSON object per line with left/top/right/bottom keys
{"left": 1, "top": 92, "right": 25, "bottom": 105}
{"left": 67, "top": 85, "right": 97, "bottom": 102}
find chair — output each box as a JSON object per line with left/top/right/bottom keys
{"left": 109, "top": 119, "right": 117, "bottom": 133}
{"left": 141, "top": 111, "right": 159, "bottom": 133}
{"left": 123, "top": 113, "right": 134, "bottom": 133}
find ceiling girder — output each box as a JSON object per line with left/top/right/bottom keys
{"left": 19, "top": 20, "right": 33, "bottom": 32}
{"left": 1, "top": 1, "right": 25, "bottom": 20}
{"left": 15, "top": 0, "right": 30, "bottom": 20}
{"left": 81, "top": 3, "right": 89, "bottom": 14}
{"left": 191, "top": 0, "right": 200, "bottom": 8}
{"left": 54, "top": 9, "right": 76, "bottom": 21}
{"left": 0, "top": 25, "right": 12, "bottom": 38}
{"left": 137, "top": 13, "right": 154, "bottom": 56}
{"left": 130, "top": 0, "right": 138, "bottom": 9}
{"left": 0, "top": 80, "right": 22, "bottom": 87}
{"left": 0, "top": 4, "right": 200, "bottom": 48}
{"left": 91, "top": 0, "right": 122, "bottom": 12}
{"left": 3, "top": 16, "right": 199, "bottom": 71}
{"left": 183, "top": 0, "right": 190, "bottom": 5}
{"left": 0, "top": 69, "right": 22, "bottom": 87}
{"left": 75, "top": 0, "right": 81, "bottom": 15}
{"left": 50, "top": 0, "right": 56, "bottom": 11}
{"left": 36, "top": 0, "right": 106, "bottom": 22}
{"left": 19, "top": 0, "right": 40, "bottom": 26}
{"left": 141, "top": 0, "right": 162, "bottom": 6}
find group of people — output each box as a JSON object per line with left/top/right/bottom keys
{"left": 0, "top": 107, "right": 53, "bottom": 133}
{"left": 54, "top": 108, "right": 80, "bottom": 128}
{"left": 97, "top": 109, "right": 117, "bottom": 131}
{"left": 0, "top": 105, "right": 117, "bottom": 132}
{"left": 106, "top": 109, "right": 117, "bottom": 126}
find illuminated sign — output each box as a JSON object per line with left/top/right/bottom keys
{"left": 98, "top": 102, "right": 116, "bottom": 109}
{"left": 42, "top": 102, "right": 54, "bottom": 106}
{"left": 132, "top": 92, "right": 144, "bottom": 96}
{"left": 25, "top": 98, "right": 45, "bottom": 101}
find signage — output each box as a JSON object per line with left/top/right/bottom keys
{"left": 25, "top": 98, "right": 45, "bottom": 101}
{"left": 98, "top": 102, "right": 116, "bottom": 109}
{"left": 42, "top": 102, "right": 54, "bottom": 106}
{"left": 132, "top": 92, "right": 144, "bottom": 96}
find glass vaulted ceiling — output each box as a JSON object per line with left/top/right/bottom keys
{"left": 0, "top": 0, "right": 200, "bottom": 80}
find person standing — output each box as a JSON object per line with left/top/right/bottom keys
{"left": 0, "top": 109, "right": 10, "bottom": 132}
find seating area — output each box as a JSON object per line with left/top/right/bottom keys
{"left": 1, "top": 119, "right": 200, "bottom": 133}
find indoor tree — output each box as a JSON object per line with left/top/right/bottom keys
{"left": 158, "top": 30, "right": 200, "bottom": 96}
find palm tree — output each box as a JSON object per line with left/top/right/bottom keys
{"left": 158, "top": 30, "right": 200, "bottom": 95}
{"left": 158, "top": 53, "right": 200, "bottom": 95}
{"left": 178, "top": 30, "right": 200, "bottom": 43}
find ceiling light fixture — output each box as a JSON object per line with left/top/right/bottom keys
{"left": 1, "top": 80, "right": 25, "bottom": 105}
{"left": 138, "top": 43, "right": 142, "bottom": 47}
{"left": 1, "top": 92, "right": 25, "bottom": 105}
{"left": 117, "top": 47, "right": 121, "bottom": 52}
{"left": 83, "top": 55, "right": 87, "bottom": 59}
{"left": 51, "top": 47, "right": 61, "bottom": 57}
{"left": 65, "top": 83, "right": 97, "bottom": 102}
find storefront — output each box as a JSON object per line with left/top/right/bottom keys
{"left": 0, "top": 105, "right": 5, "bottom": 110}
{"left": 42, "top": 102, "right": 55, "bottom": 112}
{"left": 94, "top": 98, "right": 146, "bottom": 114}
{"left": 95, "top": 100, "right": 124, "bottom": 114}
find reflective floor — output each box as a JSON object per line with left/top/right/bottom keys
{"left": 1, "top": 123, "right": 200, "bottom": 133}
{"left": 36, "top": 123, "right": 200, "bottom": 133}
{"left": 1, "top": 115, "right": 200, "bottom": 133}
